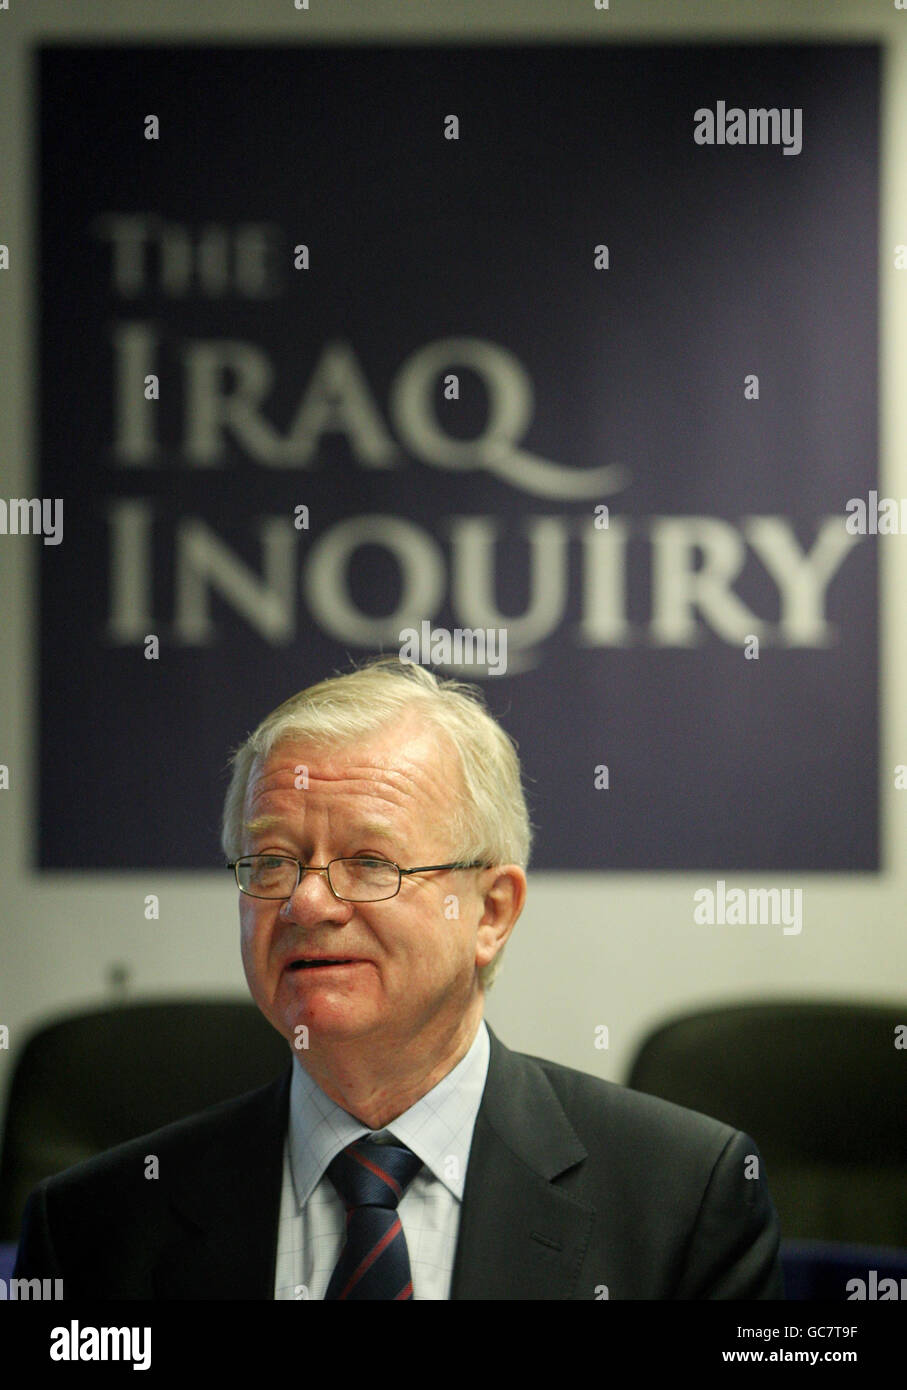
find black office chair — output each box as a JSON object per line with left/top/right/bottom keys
{"left": 0, "top": 999, "right": 293, "bottom": 1241}
{"left": 626, "top": 1000, "right": 907, "bottom": 1249}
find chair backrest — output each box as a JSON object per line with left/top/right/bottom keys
{"left": 781, "top": 1239, "right": 907, "bottom": 1301}
{"left": 626, "top": 1001, "right": 907, "bottom": 1246}
{"left": 0, "top": 999, "right": 293, "bottom": 1240}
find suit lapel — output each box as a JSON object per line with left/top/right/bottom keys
{"left": 152, "top": 1063, "right": 292, "bottom": 1299}
{"left": 145, "top": 1029, "right": 592, "bottom": 1300}
{"left": 451, "top": 1026, "right": 594, "bottom": 1299}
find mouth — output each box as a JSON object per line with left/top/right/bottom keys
{"left": 287, "top": 958, "right": 360, "bottom": 971}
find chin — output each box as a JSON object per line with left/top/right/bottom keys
{"left": 283, "top": 999, "right": 377, "bottom": 1044}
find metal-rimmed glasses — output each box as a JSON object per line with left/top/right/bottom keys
{"left": 228, "top": 854, "right": 492, "bottom": 903}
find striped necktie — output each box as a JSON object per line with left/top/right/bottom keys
{"left": 324, "top": 1137, "right": 424, "bottom": 1300}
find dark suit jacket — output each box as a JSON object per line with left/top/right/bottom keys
{"left": 14, "top": 1025, "right": 784, "bottom": 1298}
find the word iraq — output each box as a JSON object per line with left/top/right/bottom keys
{"left": 101, "top": 332, "right": 863, "bottom": 660}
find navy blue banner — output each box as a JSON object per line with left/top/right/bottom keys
{"left": 37, "top": 43, "right": 879, "bottom": 870}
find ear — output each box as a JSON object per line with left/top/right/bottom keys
{"left": 474, "top": 866, "right": 527, "bottom": 968}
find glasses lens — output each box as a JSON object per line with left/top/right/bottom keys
{"left": 330, "top": 858, "right": 400, "bottom": 901}
{"left": 237, "top": 855, "right": 298, "bottom": 898}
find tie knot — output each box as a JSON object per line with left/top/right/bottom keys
{"left": 327, "top": 1137, "right": 423, "bottom": 1212}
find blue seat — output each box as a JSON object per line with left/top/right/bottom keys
{"left": 0, "top": 1242, "right": 18, "bottom": 1284}
{"left": 781, "top": 1238, "right": 907, "bottom": 1301}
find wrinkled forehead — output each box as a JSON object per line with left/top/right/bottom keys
{"left": 241, "top": 717, "right": 462, "bottom": 838}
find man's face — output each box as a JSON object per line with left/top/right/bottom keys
{"left": 238, "top": 717, "right": 501, "bottom": 1054}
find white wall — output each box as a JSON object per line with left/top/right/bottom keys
{"left": 1, "top": 0, "right": 905, "bottom": 1147}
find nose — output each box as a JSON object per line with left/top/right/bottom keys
{"left": 278, "top": 866, "right": 353, "bottom": 923}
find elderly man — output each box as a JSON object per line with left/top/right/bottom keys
{"left": 14, "top": 657, "right": 783, "bottom": 1299}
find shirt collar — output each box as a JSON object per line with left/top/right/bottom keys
{"left": 287, "top": 1018, "right": 490, "bottom": 1206}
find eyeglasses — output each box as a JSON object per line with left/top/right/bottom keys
{"left": 227, "top": 854, "right": 492, "bottom": 902}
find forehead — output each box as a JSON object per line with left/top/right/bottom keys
{"left": 242, "top": 718, "right": 460, "bottom": 836}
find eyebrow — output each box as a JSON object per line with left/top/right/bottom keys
{"left": 242, "top": 815, "right": 287, "bottom": 839}
{"left": 242, "top": 816, "right": 399, "bottom": 842}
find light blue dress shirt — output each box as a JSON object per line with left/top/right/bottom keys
{"left": 273, "top": 1019, "right": 491, "bottom": 1300}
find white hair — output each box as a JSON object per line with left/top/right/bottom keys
{"left": 221, "top": 656, "right": 533, "bottom": 989}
